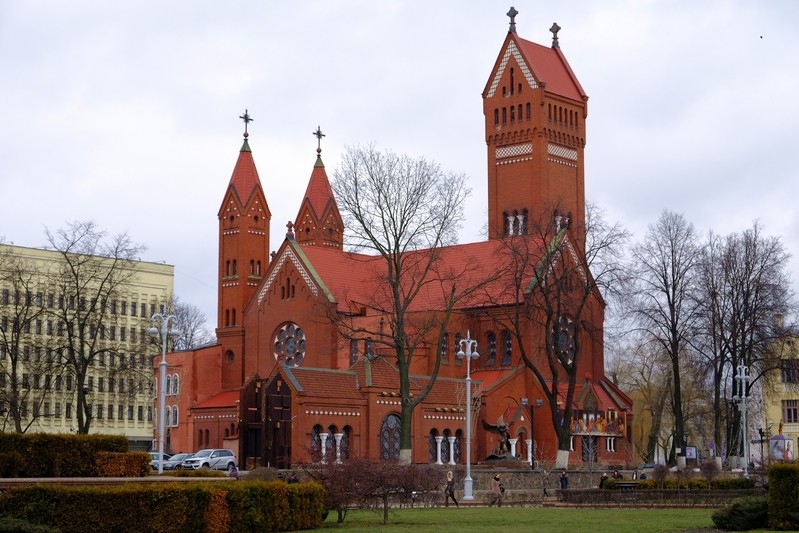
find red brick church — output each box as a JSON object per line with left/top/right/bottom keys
{"left": 158, "top": 9, "right": 633, "bottom": 470}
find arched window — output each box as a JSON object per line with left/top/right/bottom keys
{"left": 429, "top": 429, "right": 439, "bottom": 463}
{"left": 521, "top": 209, "right": 529, "bottom": 235}
{"left": 198, "top": 429, "right": 204, "bottom": 447}
{"left": 204, "top": 429, "right": 209, "bottom": 446}
{"left": 454, "top": 429, "right": 463, "bottom": 463}
{"left": 502, "top": 330, "right": 512, "bottom": 365}
{"left": 341, "top": 426, "right": 352, "bottom": 461}
{"left": 165, "top": 407, "right": 171, "bottom": 427}
{"left": 502, "top": 107, "right": 507, "bottom": 124}
{"left": 441, "top": 333, "right": 449, "bottom": 364}
{"left": 510, "top": 105, "right": 515, "bottom": 122}
{"left": 249, "top": 260, "right": 254, "bottom": 275}
{"left": 441, "top": 429, "right": 451, "bottom": 464}
{"left": 232, "top": 308, "right": 236, "bottom": 326}
{"left": 487, "top": 332, "right": 497, "bottom": 365}
{"left": 326, "top": 425, "right": 337, "bottom": 462}
{"left": 166, "top": 376, "right": 172, "bottom": 397}
{"left": 526, "top": 102, "right": 531, "bottom": 119}
{"left": 509, "top": 68, "right": 514, "bottom": 94}
{"left": 232, "top": 260, "right": 237, "bottom": 275}
{"left": 226, "top": 260, "right": 231, "bottom": 276}
{"left": 380, "top": 414, "right": 401, "bottom": 461}
{"left": 311, "top": 424, "right": 323, "bottom": 461}
{"left": 225, "top": 309, "right": 230, "bottom": 327}
{"left": 172, "top": 374, "right": 180, "bottom": 395}
{"left": 518, "top": 104, "right": 523, "bottom": 121}
{"left": 256, "top": 261, "right": 262, "bottom": 276}
{"left": 494, "top": 109, "right": 499, "bottom": 125}
{"left": 172, "top": 406, "right": 178, "bottom": 427}
{"left": 230, "top": 423, "right": 236, "bottom": 436}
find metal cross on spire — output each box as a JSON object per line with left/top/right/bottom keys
{"left": 239, "top": 109, "right": 254, "bottom": 136}
{"left": 507, "top": 6, "right": 518, "bottom": 33}
{"left": 313, "top": 125, "right": 325, "bottom": 154}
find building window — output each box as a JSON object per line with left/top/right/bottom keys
{"left": 97, "top": 404, "right": 103, "bottom": 419}
{"left": 380, "top": 414, "right": 401, "bottom": 461}
{"left": 171, "top": 406, "right": 178, "bottom": 426}
{"left": 108, "top": 404, "right": 114, "bottom": 420}
{"left": 441, "top": 333, "right": 449, "bottom": 364}
{"left": 782, "top": 360, "right": 799, "bottom": 383}
{"left": 118, "top": 405, "right": 124, "bottom": 420}
{"left": 487, "top": 332, "right": 497, "bottom": 365}
{"left": 172, "top": 374, "right": 179, "bottom": 395}
{"left": 501, "top": 330, "right": 512, "bottom": 365}
{"left": 784, "top": 400, "right": 799, "bottom": 424}
{"left": 66, "top": 403, "right": 73, "bottom": 419}
{"left": 311, "top": 425, "right": 323, "bottom": 462}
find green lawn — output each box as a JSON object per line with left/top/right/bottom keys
{"left": 311, "top": 507, "right": 718, "bottom": 532}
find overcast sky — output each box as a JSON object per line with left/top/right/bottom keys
{"left": 2, "top": 1, "right": 797, "bottom": 330}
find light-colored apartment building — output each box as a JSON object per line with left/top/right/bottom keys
{"left": 0, "top": 243, "right": 174, "bottom": 450}
{"left": 764, "top": 331, "right": 799, "bottom": 464}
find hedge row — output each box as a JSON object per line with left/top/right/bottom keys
{"left": 0, "top": 481, "right": 327, "bottom": 533}
{"left": 0, "top": 433, "right": 129, "bottom": 477}
{"left": 768, "top": 463, "right": 799, "bottom": 530}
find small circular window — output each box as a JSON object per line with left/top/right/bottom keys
{"left": 274, "top": 322, "right": 306, "bottom": 366}
{"left": 225, "top": 350, "right": 235, "bottom": 363}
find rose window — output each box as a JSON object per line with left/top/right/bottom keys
{"left": 274, "top": 322, "right": 306, "bottom": 366}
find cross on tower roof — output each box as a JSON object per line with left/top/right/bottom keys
{"left": 507, "top": 6, "right": 518, "bottom": 33}
{"left": 313, "top": 125, "right": 325, "bottom": 155}
{"left": 239, "top": 109, "right": 253, "bottom": 137}
{"left": 550, "top": 22, "right": 561, "bottom": 48}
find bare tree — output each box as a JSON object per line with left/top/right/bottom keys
{"left": 44, "top": 221, "right": 150, "bottom": 434}
{"left": 609, "top": 336, "right": 671, "bottom": 464}
{"left": 168, "top": 296, "right": 214, "bottom": 351}
{"left": 695, "top": 222, "right": 792, "bottom": 462}
{"left": 331, "top": 145, "right": 479, "bottom": 464}
{"left": 627, "top": 210, "right": 702, "bottom": 464}
{"left": 485, "top": 202, "right": 629, "bottom": 468}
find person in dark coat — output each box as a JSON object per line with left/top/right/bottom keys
{"left": 560, "top": 471, "right": 569, "bottom": 490}
{"left": 444, "top": 470, "right": 459, "bottom": 507}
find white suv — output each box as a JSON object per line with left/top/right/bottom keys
{"left": 181, "top": 448, "right": 237, "bottom": 471}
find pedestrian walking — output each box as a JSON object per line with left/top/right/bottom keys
{"left": 444, "top": 470, "right": 459, "bottom": 507}
{"left": 559, "top": 471, "right": 569, "bottom": 490}
{"left": 489, "top": 474, "right": 504, "bottom": 507}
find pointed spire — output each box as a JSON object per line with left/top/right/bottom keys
{"left": 226, "top": 109, "right": 261, "bottom": 205}
{"left": 294, "top": 126, "right": 344, "bottom": 248}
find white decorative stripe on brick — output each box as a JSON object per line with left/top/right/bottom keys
{"left": 547, "top": 143, "right": 577, "bottom": 161}
{"left": 487, "top": 42, "right": 538, "bottom": 98}
{"left": 547, "top": 157, "right": 577, "bottom": 168}
{"left": 496, "top": 143, "right": 533, "bottom": 159}
{"left": 258, "top": 247, "right": 318, "bottom": 304}
{"left": 305, "top": 410, "right": 361, "bottom": 416}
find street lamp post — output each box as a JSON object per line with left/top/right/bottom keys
{"left": 149, "top": 307, "right": 179, "bottom": 474}
{"left": 733, "top": 365, "right": 751, "bottom": 477}
{"left": 457, "top": 330, "right": 479, "bottom": 501}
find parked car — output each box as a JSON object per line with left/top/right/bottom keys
{"left": 149, "top": 452, "right": 173, "bottom": 470}
{"left": 181, "top": 449, "right": 237, "bottom": 471}
{"left": 162, "top": 453, "right": 193, "bottom": 470}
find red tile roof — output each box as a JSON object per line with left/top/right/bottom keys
{"left": 228, "top": 139, "right": 261, "bottom": 205}
{"left": 192, "top": 390, "right": 240, "bottom": 410}
{"left": 295, "top": 236, "right": 555, "bottom": 313}
{"left": 515, "top": 36, "right": 587, "bottom": 102}
{"left": 283, "top": 366, "right": 364, "bottom": 401}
